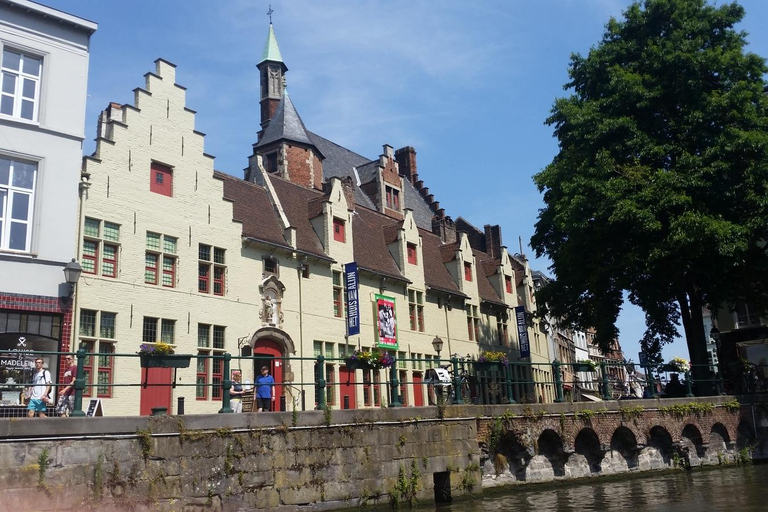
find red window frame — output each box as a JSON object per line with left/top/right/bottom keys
{"left": 505, "top": 276, "right": 513, "bottom": 294}
{"left": 96, "top": 342, "right": 114, "bottom": 398}
{"left": 196, "top": 355, "right": 208, "bottom": 400}
{"left": 363, "top": 370, "right": 371, "bottom": 406}
{"left": 102, "top": 244, "right": 118, "bottom": 278}
{"left": 82, "top": 240, "right": 98, "bottom": 275}
{"left": 407, "top": 243, "right": 417, "bottom": 265}
{"left": 464, "top": 262, "right": 473, "bottom": 282}
{"left": 392, "top": 189, "right": 400, "bottom": 210}
{"left": 198, "top": 263, "right": 210, "bottom": 293}
{"left": 409, "top": 303, "right": 416, "bottom": 330}
{"left": 145, "top": 253, "right": 158, "bottom": 284}
{"left": 417, "top": 305, "right": 424, "bottom": 332}
{"left": 213, "top": 266, "right": 225, "bottom": 296}
{"left": 467, "top": 317, "right": 474, "bottom": 341}
{"left": 212, "top": 355, "right": 223, "bottom": 401}
{"left": 333, "top": 218, "right": 345, "bottom": 242}
{"left": 162, "top": 256, "right": 176, "bottom": 288}
{"left": 333, "top": 286, "right": 343, "bottom": 318}
{"left": 80, "top": 340, "right": 94, "bottom": 397}
{"left": 373, "top": 372, "right": 381, "bottom": 407}
{"left": 150, "top": 162, "right": 173, "bottom": 197}
{"left": 474, "top": 319, "right": 480, "bottom": 343}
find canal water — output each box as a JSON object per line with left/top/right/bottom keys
{"left": 436, "top": 464, "right": 768, "bottom": 511}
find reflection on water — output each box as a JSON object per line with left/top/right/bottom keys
{"left": 435, "top": 464, "right": 768, "bottom": 512}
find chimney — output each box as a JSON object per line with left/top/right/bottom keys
{"left": 96, "top": 102, "right": 123, "bottom": 141}
{"left": 484, "top": 224, "right": 502, "bottom": 259}
{"left": 341, "top": 176, "right": 356, "bottom": 211}
{"left": 395, "top": 146, "right": 418, "bottom": 185}
{"left": 432, "top": 216, "right": 456, "bottom": 244}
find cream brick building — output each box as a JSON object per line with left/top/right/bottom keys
{"left": 73, "top": 26, "right": 551, "bottom": 416}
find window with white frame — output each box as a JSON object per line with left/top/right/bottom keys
{"left": 1, "top": 48, "right": 41, "bottom": 121}
{"left": 78, "top": 309, "right": 116, "bottom": 398}
{"left": 0, "top": 156, "right": 36, "bottom": 252}
{"left": 82, "top": 218, "right": 120, "bottom": 277}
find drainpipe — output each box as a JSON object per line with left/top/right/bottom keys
{"left": 444, "top": 295, "right": 452, "bottom": 357}
{"left": 71, "top": 173, "right": 91, "bottom": 353}
{"left": 297, "top": 260, "right": 306, "bottom": 409}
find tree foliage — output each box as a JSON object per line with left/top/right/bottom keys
{"left": 532, "top": 0, "right": 768, "bottom": 368}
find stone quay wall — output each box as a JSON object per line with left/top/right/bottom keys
{"left": 0, "top": 396, "right": 766, "bottom": 511}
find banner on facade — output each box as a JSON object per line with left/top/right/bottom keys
{"left": 374, "top": 294, "right": 398, "bottom": 349}
{"left": 344, "top": 262, "right": 360, "bottom": 336}
{"left": 515, "top": 306, "right": 530, "bottom": 359}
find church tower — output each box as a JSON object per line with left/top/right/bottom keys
{"left": 257, "top": 23, "right": 287, "bottom": 134}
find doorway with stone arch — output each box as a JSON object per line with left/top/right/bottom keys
{"left": 249, "top": 327, "right": 295, "bottom": 412}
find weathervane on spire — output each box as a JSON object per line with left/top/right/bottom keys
{"left": 267, "top": 5, "right": 274, "bottom": 24}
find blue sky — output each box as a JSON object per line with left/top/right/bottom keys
{"left": 46, "top": 0, "right": 768, "bottom": 364}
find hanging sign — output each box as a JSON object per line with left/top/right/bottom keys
{"left": 344, "top": 262, "right": 360, "bottom": 336}
{"left": 375, "top": 294, "right": 398, "bottom": 349}
{"left": 515, "top": 306, "right": 530, "bottom": 359}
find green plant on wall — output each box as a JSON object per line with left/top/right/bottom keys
{"left": 37, "top": 447, "right": 50, "bottom": 487}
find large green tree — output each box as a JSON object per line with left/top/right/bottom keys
{"left": 532, "top": 0, "right": 768, "bottom": 379}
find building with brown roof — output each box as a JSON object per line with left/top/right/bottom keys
{"left": 72, "top": 24, "right": 551, "bottom": 415}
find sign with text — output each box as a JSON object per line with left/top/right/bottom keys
{"left": 375, "top": 294, "right": 398, "bottom": 349}
{"left": 515, "top": 306, "right": 530, "bottom": 359}
{"left": 344, "top": 262, "right": 360, "bottom": 336}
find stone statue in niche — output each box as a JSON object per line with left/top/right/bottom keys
{"left": 258, "top": 277, "right": 285, "bottom": 328}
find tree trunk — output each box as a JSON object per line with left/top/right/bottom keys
{"left": 678, "top": 289, "right": 713, "bottom": 395}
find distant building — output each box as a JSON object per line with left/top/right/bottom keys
{"left": 74, "top": 24, "right": 550, "bottom": 415}
{"left": 0, "top": 1, "right": 96, "bottom": 390}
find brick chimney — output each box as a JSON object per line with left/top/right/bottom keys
{"left": 432, "top": 215, "right": 456, "bottom": 244}
{"left": 484, "top": 224, "right": 502, "bottom": 259}
{"left": 341, "top": 176, "right": 356, "bottom": 211}
{"left": 395, "top": 146, "right": 417, "bottom": 185}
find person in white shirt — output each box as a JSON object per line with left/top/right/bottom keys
{"left": 27, "top": 358, "right": 52, "bottom": 418}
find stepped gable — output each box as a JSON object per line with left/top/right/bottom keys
{"left": 267, "top": 173, "right": 328, "bottom": 258}
{"left": 352, "top": 208, "right": 409, "bottom": 282}
{"left": 421, "top": 231, "right": 466, "bottom": 297}
{"left": 473, "top": 248, "right": 505, "bottom": 306}
{"left": 216, "top": 171, "right": 290, "bottom": 250}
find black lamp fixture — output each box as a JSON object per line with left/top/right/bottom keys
{"left": 432, "top": 336, "right": 444, "bottom": 359}
{"left": 62, "top": 258, "right": 83, "bottom": 297}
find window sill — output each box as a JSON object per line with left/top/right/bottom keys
{"left": 0, "top": 114, "right": 40, "bottom": 128}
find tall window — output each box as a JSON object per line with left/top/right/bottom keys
{"left": 408, "top": 290, "right": 424, "bottom": 332}
{"left": 385, "top": 185, "right": 400, "bottom": 211}
{"left": 197, "top": 323, "right": 226, "bottom": 400}
{"left": 464, "top": 262, "right": 473, "bottom": 282}
{"left": 505, "top": 276, "right": 513, "bottom": 294}
{"left": 263, "top": 256, "right": 278, "bottom": 277}
{"left": 736, "top": 302, "right": 760, "bottom": 327}
{"left": 333, "top": 218, "right": 345, "bottom": 242}
{"left": 1, "top": 49, "right": 41, "bottom": 121}
{"left": 78, "top": 310, "right": 116, "bottom": 398}
{"left": 407, "top": 243, "right": 418, "bottom": 265}
{"left": 145, "top": 232, "right": 177, "bottom": 287}
{"left": 150, "top": 162, "right": 173, "bottom": 197}
{"left": 333, "top": 271, "right": 343, "bottom": 318}
{"left": 497, "top": 313, "right": 509, "bottom": 346}
{"left": 0, "top": 156, "right": 36, "bottom": 252}
{"left": 82, "top": 218, "right": 120, "bottom": 277}
{"left": 466, "top": 305, "right": 480, "bottom": 341}
{"left": 199, "top": 244, "right": 226, "bottom": 295}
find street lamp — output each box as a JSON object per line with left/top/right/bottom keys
{"left": 432, "top": 336, "right": 444, "bottom": 361}
{"left": 62, "top": 259, "right": 83, "bottom": 298}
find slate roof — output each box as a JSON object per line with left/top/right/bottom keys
{"left": 255, "top": 92, "right": 317, "bottom": 150}
{"left": 216, "top": 171, "right": 291, "bottom": 250}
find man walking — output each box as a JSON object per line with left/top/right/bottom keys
{"left": 27, "top": 358, "right": 52, "bottom": 418}
{"left": 56, "top": 355, "right": 77, "bottom": 416}
{"left": 255, "top": 365, "right": 275, "bottom": 412}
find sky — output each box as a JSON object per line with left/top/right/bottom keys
{"left": 43, "top": 0, "right": 768, "bottom": 364}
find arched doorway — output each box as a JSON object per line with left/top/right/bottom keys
{"left": 249, "top": 327, "right": 296, "bottom": 412}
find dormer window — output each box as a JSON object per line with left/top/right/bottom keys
{"left": 505, "top": 276, "right": 513, "bottom": 294}
{"left": 333, "top": 217, "right": 345, "bottom": 242}
{"left": 464, "top": 262, "right": 473, "bottom": 282}
{"left": 385, "top": 185, "right": 400, "bottom": 211}
{"left": 407, "top": 243, "right": 417, "bottom": 265}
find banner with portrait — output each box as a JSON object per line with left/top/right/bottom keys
{"left": 374, "top": 294, "right": 398, "bottom": 349}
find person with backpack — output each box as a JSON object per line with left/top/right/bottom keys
{"left": 27, "top": 357, "right": 52, "bottom": 418}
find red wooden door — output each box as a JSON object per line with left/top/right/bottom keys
{"left": 253, "top": 338, "right": 283, "bottom": 411}
{"left": 399, "top": 370, "right": 408, "bottom": 406}
{"left": 140, "top": 367, "right": 173, "bottom": 415}
{"left": 412, "top": 372, "right": 424, "bottom": 407}
{"left": 339, "top": 365, "right": 356, "bottom": 409}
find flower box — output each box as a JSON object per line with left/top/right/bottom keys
{"left": 573, "top": 362, "right": 597, "bottom": 372}
{"left": 140, "top": 354, "right": 192, "bottom": 369}
{"left": 475, "top": 361, "right": 502, "bottom": 372}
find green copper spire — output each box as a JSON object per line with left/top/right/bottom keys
{"left": 259, "top": 24, "right": 284, "bottom": 65}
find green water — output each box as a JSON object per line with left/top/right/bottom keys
{"left": 436, "top": 464, "right": 767, "bottom": 512}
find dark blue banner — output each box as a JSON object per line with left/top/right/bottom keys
{"left": 344, "top": 262, "right": 360, "bottom": 336}
{"left": 515, "top": 306, "right": 530, "bottom": 359}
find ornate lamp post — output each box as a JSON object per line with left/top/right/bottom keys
{"left": 432, "top": 336, "right": 444, "bottom": 363}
